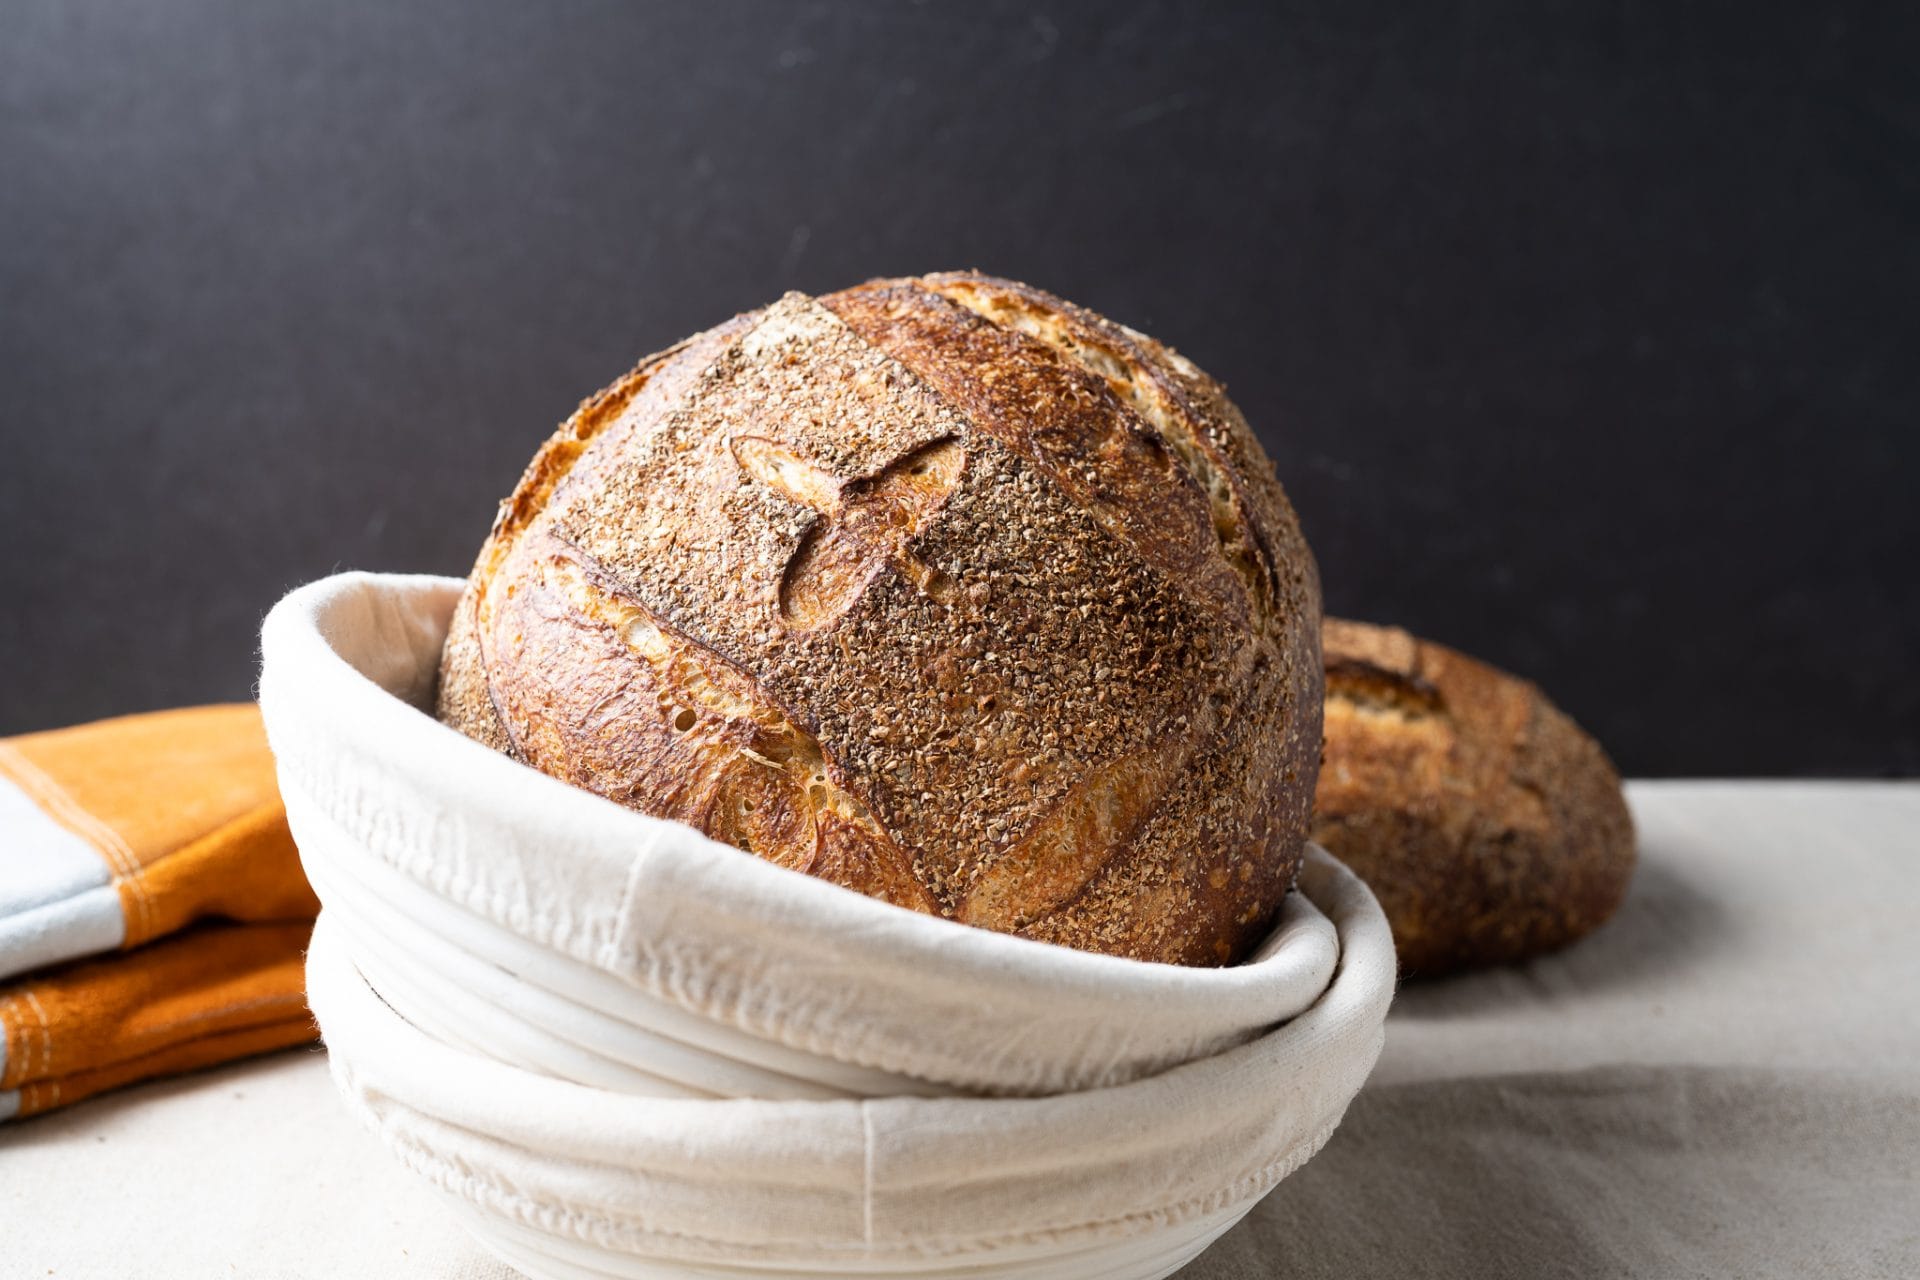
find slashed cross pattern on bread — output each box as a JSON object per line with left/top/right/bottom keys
{"left": 438, "top": 275, "right": 1324, "bottom": 965}
{"left": 728, "top": 433, "right": 966, "bottom": 631}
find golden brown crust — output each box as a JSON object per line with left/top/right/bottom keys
{"left": 437, "top": 274, "right": 1323, "bottom": 966}
{"left": 1311, "top": 618, "right": 1637, "bottom": 976}
{"left": 436, "top": 316, "right": 756, "bottom": 756}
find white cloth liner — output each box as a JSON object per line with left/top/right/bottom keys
{"left": 299, "top": 792, "right": 1342, "bottom": 1102}
{"left": 302, "top": 850, "right": 1390, "bottom": 1276}
{"left": 262, "top": 572, "right": 1396, "bottom": 1279}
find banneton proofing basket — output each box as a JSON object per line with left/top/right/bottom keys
{"left": 260, "top": 573, "right": 1395, "bottom": 1280}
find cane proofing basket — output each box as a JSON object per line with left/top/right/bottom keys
{"left": 262, "top": 573, "right": 1396, "bottom": 1280}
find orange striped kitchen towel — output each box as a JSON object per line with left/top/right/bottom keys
{"left": 0, "top": 705, "right": 320, "bottom": 1120}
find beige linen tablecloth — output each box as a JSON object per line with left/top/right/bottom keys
{"left": 4, "top": 782, "right": 1916, "bottom": 1278}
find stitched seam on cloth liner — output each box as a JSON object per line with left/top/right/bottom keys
{"left": 861, "top": 1100, "right": 876, "bottom": 1246}
{"left": 0, "top": 743, "right": 156, "bottom": 941}
{"left": 600, "top": 847, "right": 653, "bottom": 975}
{"left": 353, "top": 1088, "right": 1351, "bottom": 1260}
{"left": 375, "top": 1110, "right": 1346, "bottom": 1258}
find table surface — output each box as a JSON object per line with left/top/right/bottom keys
{"left": 5, "top": 781, "right": 1917, "bottom": 1279}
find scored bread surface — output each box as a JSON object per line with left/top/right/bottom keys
{"left": 1312, "top": 618, "right": 1636, "bottom": 975}
{"left": 437, "top": 273, "right": 1322, "bottom": 966}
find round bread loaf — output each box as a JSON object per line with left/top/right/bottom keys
{"left": 436, "top": 273, "right": 1323, "bottom": 966}
{"left": 1311, "top": 618, "right": 1636, "bottom": 976}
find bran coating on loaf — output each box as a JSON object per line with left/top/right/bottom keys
{"left": 436, "top": 273, "right": 1322, "bottom": 966}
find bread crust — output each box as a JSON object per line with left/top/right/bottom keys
{"left": 1312, "top": 618, "right": 1636, "bottom": 976}
{"left": 437, "top": 274, "right": 1322, "bottom": 966}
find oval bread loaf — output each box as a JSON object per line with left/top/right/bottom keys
{"left": 437, "top": 273, "right": 1324, "bottom": 966}
{"left": 1311, "top": 618, "right": 1636, "bottom": 976}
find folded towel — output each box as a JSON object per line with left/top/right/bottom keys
{"left": 0, "top": 705, "right": 320, "bottom": 1119}
{"left": 0, "top": 921, "right": 314, "bottom": 1120}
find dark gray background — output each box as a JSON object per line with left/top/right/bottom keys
{"left": 3, "top": 1, "right": 1915, "bottom": 774}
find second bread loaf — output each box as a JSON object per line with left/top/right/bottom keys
{"left": 1312, "top": 619, "right": 1636, "bottom": 975}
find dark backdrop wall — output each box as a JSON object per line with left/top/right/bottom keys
{"left": 3, "top": 1, "right": 1915, "bottom": 774}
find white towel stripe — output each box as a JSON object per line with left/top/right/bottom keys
{"left": 0, "top": 772, "right": 127, "bottom": 983}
